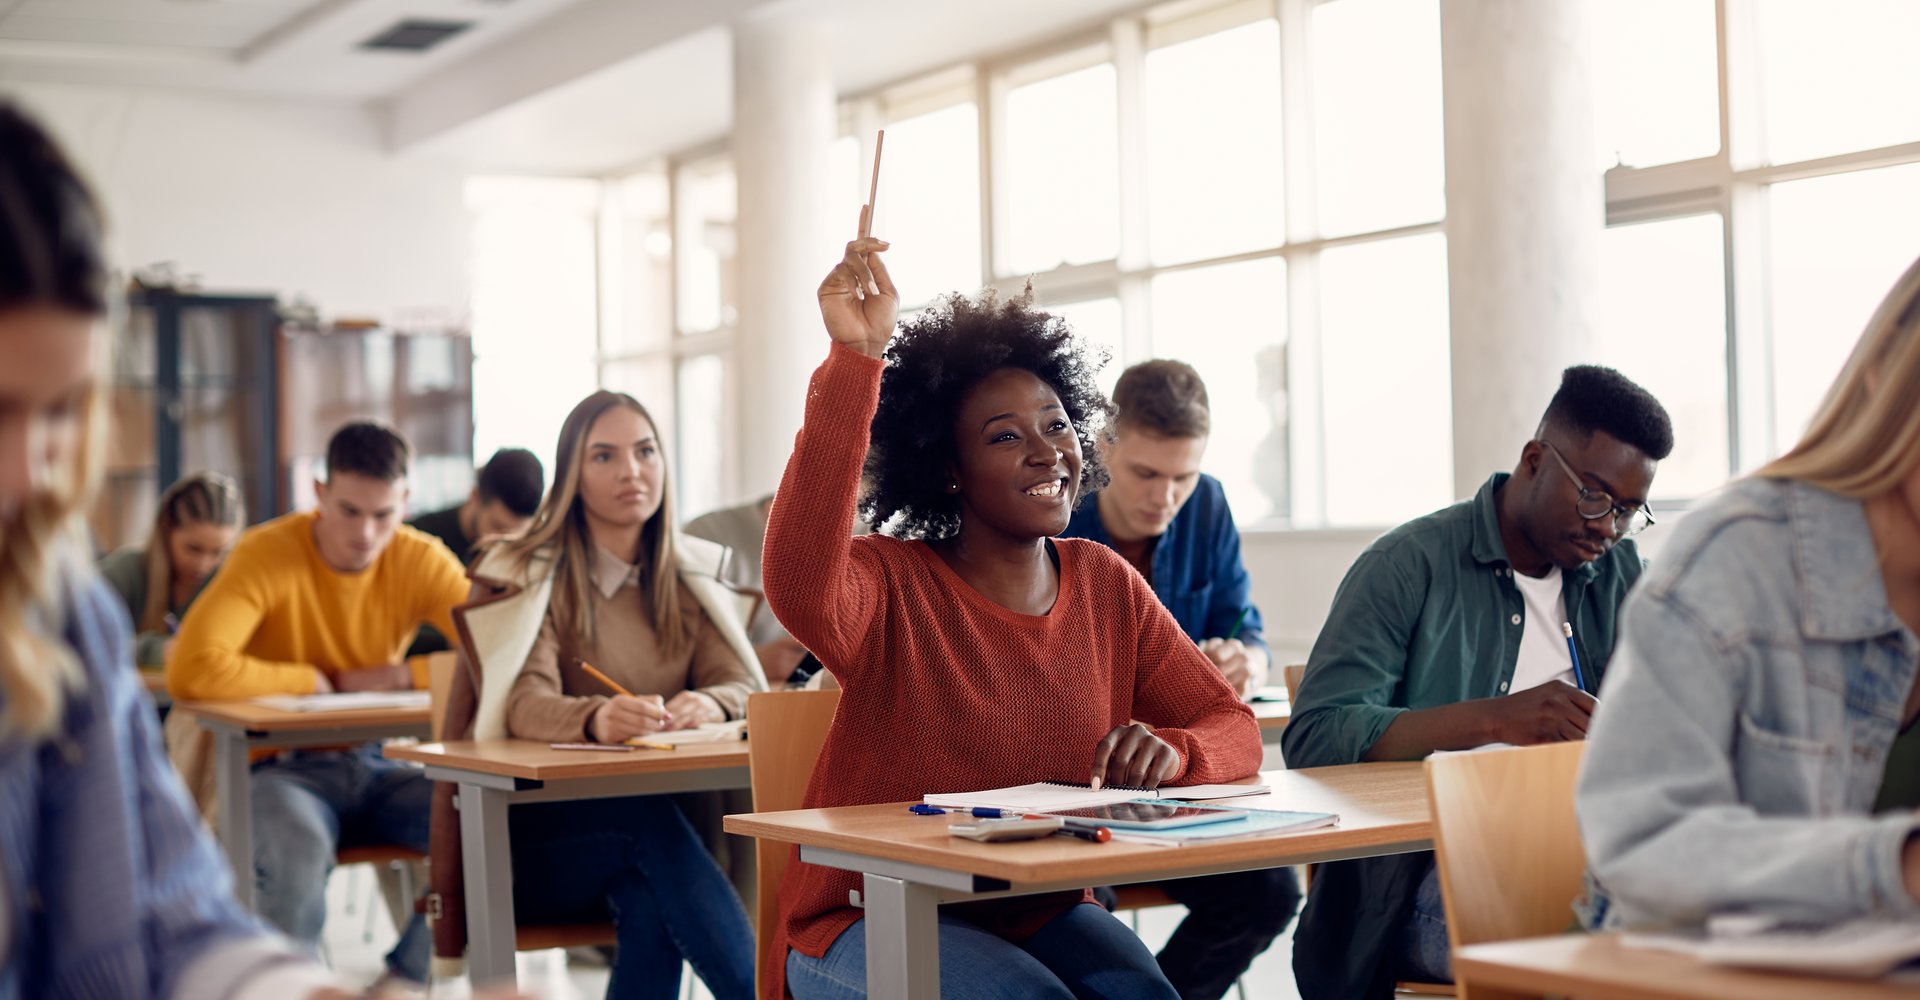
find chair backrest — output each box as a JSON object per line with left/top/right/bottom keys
{"left": 425, "top": 651, "right": 459, "bottom": 741}
{"left": 1282, "top": 662, "right": 1306, "bottom": 704}
{"left": 746, "top": 689, "right": 841, "bottom": 988}
{"left": 1425, "top": 741, "right": 1588, "bottom": 951}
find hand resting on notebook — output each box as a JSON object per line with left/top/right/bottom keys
{"left": 1091, "top": 721, "right": 1180, "bottom": 790}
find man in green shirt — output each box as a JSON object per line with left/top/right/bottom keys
{"left": 1281, "top": 366, "right": 1674, "bottom": 999}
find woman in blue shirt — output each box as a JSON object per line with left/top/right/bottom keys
{"left": 1578, "top": 253, "right": 1920, "bottom": 928}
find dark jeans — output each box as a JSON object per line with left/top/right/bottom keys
{"left": 250, "top": 745, "right": 432, "bottom": 982}
{"left": 510, "top": 795, "right": 754, "bottom": 1000}
{"left": 787, "top": 903, "right": 1178, "bottom": 1000}
{"left": 1393, "top": 862, "right": 1452, "bottom": 984}
{"left": 1096, "top": 868, "right": 1303, "bottom": 1000}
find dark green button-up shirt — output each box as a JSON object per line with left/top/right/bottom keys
{"left": 1283, "top": 472, "right": 1647, "bottom": 999}
{"left": 1282, "top": 472, "right": 1644, "bottom": 768}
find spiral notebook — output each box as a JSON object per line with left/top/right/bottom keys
{"left": 924, "top": 779, "right": 1269, "bottom": 813}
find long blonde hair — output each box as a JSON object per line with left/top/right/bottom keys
{"left": 489, "top": 391, "right": 693, "bottom": 659}
{"left": 0, "top": 102, "right": 109, "bottom": 740}
{"left": 138, "top": 471, "right": 245, "bottom": 634}
{"left": 1758, "top": 254, "right": 1920, "bottom": 495}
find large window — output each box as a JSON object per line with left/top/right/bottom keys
{"left": 467, "top": 177, "right": 600, "bottom": 476}
{"left": 989, "top": 0, "right": 1450, "bottom": 528}
{"left": 507, "top": 0, "right": 1920, "bottom": 534}
{"left": 1598, "top": 0, "right": 1920, "bottom": 479}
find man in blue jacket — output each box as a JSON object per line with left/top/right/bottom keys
{"left": 1060, "top": 359, "right": 1295, "bottom": 1000}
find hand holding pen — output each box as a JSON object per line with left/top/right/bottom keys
{"left": 581, "top": 661, "right": 674, "bottom": 743}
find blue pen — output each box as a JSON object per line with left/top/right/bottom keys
{"left": 1561, "top": 622, "right": 1588, "bottom": 693}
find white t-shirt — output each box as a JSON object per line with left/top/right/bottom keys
{"left": 1510, "top": 566, "right": 1576, "bottom": 693}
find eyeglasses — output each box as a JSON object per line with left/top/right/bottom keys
{"left": 1538, "top": 440, "right": 1655, "bottom": 538}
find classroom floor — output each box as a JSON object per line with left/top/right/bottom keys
{"left": 320, "top": 870, "right": 1306, "bottom": 999}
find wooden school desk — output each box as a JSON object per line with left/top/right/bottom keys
{"left": 725, "top": 761, "right": 1430, "bottom": 999}
{"left": 179, "top": 699, "right": 433, "bottom": 908}
{"left": 1454, "top": 932, "right": 1920, "bottom": 1000}
{"left": 384, "top": 738, "right": 751, "bottom": 986}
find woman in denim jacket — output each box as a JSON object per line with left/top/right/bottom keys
{"left": 1577, "top": 253, "right": 1920, "bottom": 929}
{"left": 0, "top": 103, "right": 537, "bottom": 1000}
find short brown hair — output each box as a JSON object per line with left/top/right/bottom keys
{"left": 325, "top": 420, "right": 411, "bottom": 483}
{"left": 1111, "top": 359, "right": 1209, "bottom": 438}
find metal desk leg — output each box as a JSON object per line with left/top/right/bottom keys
{"left": 459, "top": 782, "right": 518, "bottom": 987}
{"left": 861, "top": 873, "right": 941, "bottom": 999}
{"left": 213, "top": 728, "right": 255, "bottom": 908}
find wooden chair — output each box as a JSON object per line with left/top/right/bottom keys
{"left": 1426, "top": 742, "right": 1588, "bottom": 1000}
{"left": 333, "top": 652, "right": 461, "bottom": 956}
{"left": 1281, "top": 662, "right": 1306, "bottom": 705}
{"left": 1285, "top": 662, "right": 1453, "bottom": 997}
{"left": 422, "top": 652, "right": 620, "bottom": 960}
{"left": 746, "top": 689, "right": 842, "bottom": 997}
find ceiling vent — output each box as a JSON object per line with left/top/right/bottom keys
{"left": 359, "top": 19, "right": 474, "bottom": 52}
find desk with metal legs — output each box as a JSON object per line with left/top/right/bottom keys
{"left": 726, "top": 761, "right": 1431, "bottom": 999}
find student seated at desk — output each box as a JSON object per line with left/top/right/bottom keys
{"left": 1281, "top": 366, "right": 1673, "bottom": 998}
{"left": 167, "top": 421, "right": 472, "bottom": 988}
{"left": 405, "top": 447, "right": 543, "bottom": 657}
{"left": 761, "top": 219, "right": 1262, "bottom": 1000}
{"left": 97, "top": 471, "right": 244, "bottom": 669}
{"left": 1579, "top": 255, "right": 1920, "bottom": 932}
{"left": 1057, "top": 359, "right": 1298, "bottom": 1000}
{"left": 0, "top": 100, "right": 541, "bottom": 1000}
{"left": 433, "top": 389, "right": 758, "bottom": 1000}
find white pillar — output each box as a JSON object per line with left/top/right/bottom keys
{"left": 1439, "top": 0, "right": 1601, "bottom": 497}
{"left": 731, "top": 7, "right": 835, "bottom": 500}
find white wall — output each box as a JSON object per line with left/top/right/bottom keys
{"left": 0, "top": 81, "right": 468, "bottom": 323}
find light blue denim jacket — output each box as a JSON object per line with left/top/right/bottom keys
{"left": 0, "top": 553, "right": 308, "bottom": 999}
{"left": 1577, "top": 477, "right": 1920, "bottom": 929}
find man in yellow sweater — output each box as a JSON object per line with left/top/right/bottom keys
{"left": 169, "top": 421, "right": 470, "bottom": 987}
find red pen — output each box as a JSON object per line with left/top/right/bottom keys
{"left": 1052, "top": 825, "right": 1112, "bottom": 844}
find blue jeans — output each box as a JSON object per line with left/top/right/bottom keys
{"left": 787, "top": 903, "right": 1179, "bottom": 1000}
{"left": 510, "top": 795, "right": 754, "bottom": 1000}
{"left": 1394, "top": 862, "right": 1452, "bottom": 983}
{"left": 251, "top": 745, "right": 432, "bottom": 982}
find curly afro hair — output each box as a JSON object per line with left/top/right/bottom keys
{"left": 862, "top": 287, "right": 1114, "bottom": 540}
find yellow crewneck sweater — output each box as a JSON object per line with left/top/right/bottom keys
{"left": 167, "top": 510, "right": 470, "bottom": 700}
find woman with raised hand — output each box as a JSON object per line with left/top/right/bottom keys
{"left": 98, "top": 471, "right": 244, "bottom": 668}
{"left": 760, "top": 211, "right": 1263, "bottom": 999}
{"left": 432, "top": 388, "right": 759, "bottom": 1000}
{"left": 1578, "top": 254, "right": 1920, "bottom": 930}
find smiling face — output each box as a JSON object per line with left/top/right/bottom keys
{"left": 1097, "top": 427, "right": 1207, "bottom": 542}
{"left": 947, "top": 367, "right": 1085, "bottom": 542}
{"left": 1515, "top": 430, "right": 1658, "bottom": 571}
{"left": 575, "top": 405, "right": 665, "bottom": 541}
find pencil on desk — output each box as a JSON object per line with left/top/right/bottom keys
{"left": 624, "top": 739, "right": 678, "bottom": 752}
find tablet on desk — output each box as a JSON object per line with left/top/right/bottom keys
{"left": 1048, "top": 800, "right": 1247, "bottom": 831}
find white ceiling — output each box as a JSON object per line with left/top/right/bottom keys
{"left": 0, "top": 0, "right": 1152, "bottom": 173}
{"left": 0, "top": 0, "right": 597, "bottom": 100}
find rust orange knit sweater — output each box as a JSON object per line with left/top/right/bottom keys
{"left": 761, "top": 343, "right": 1263, "bottom": 998}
